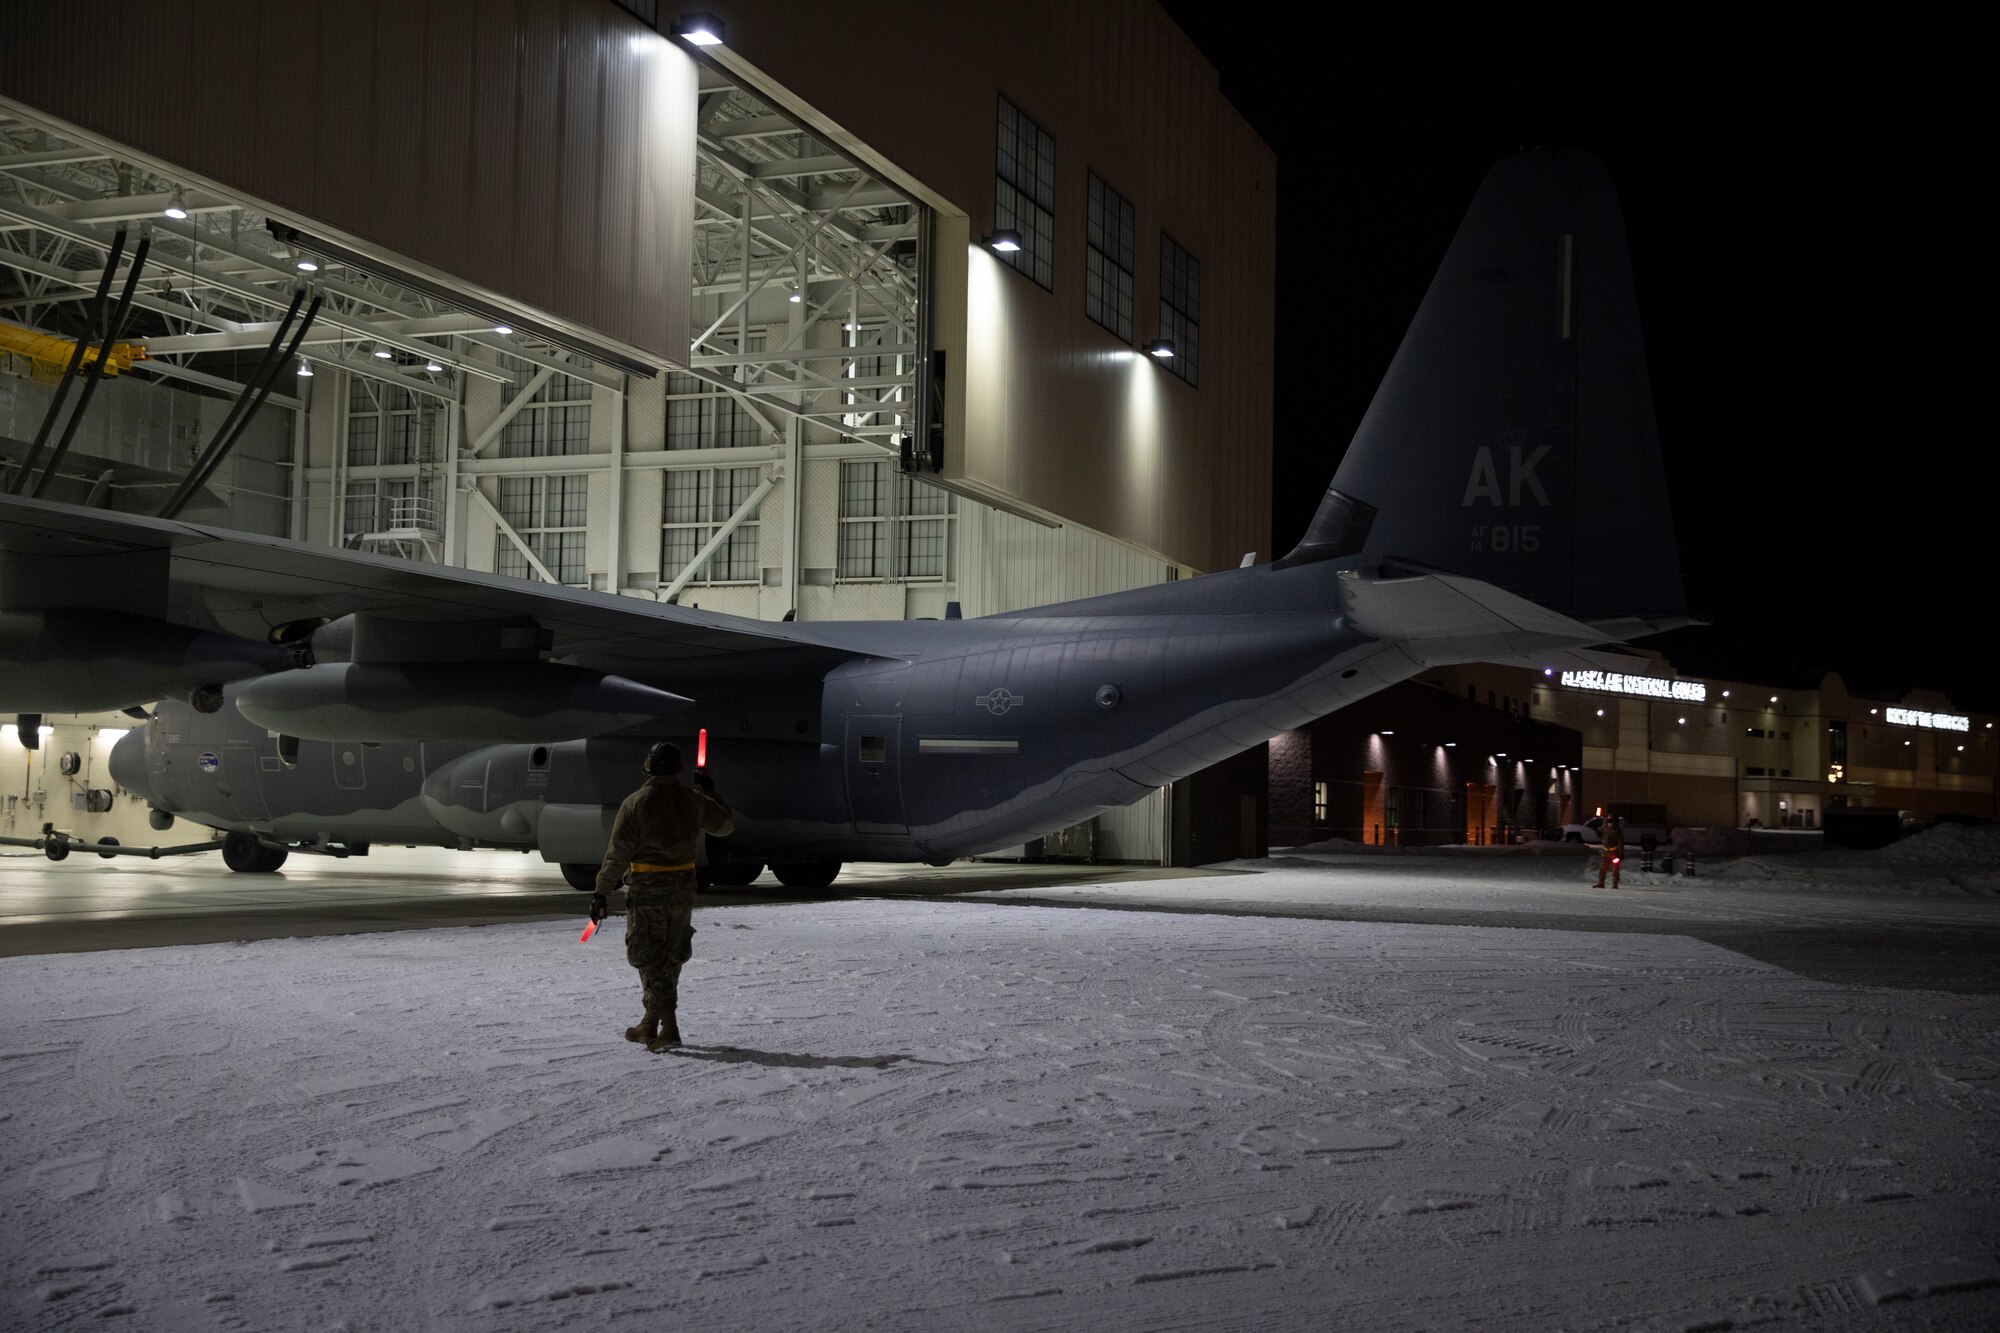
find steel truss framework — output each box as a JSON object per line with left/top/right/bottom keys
{"left": 0, "top": 74, "right": 929, "bottom": 599}
{"left": 685, "top": 67, "right": 925, "bottom": 451}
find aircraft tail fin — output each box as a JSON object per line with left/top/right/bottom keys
{"left": 1281, "top": 150, "right": 1686, "bottom": 628}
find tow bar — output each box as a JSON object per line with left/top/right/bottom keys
{"left": 0, "top": 826, "right": 228, "bottom": 861}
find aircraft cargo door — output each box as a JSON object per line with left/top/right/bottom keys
{"left": 845, "top": 717, "right": 907, "bottom": 835}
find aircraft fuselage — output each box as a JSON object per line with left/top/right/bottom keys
{"left": 112, "top": 561, "right": 1420, "bottom": 866}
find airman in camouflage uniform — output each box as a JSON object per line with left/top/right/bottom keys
{"left": 592, "top": 741, "right": 733, "bottom": 1051}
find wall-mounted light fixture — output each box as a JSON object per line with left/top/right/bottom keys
{"left": 1145, "top": 339, "right": 1176, "bottom": 360}
{"left": 675, "top": 13, "right": 724, "bottom": 45}
{"left": 982, "top": 229, "right": 1023, "bottom": 253}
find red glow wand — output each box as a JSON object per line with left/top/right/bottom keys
{"left": 697, "top": 726, "right": 708, "bottom": 772}
{"left": 579, "top": 919, "right": 599, "bottom": 942}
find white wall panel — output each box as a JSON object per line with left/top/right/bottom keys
{"left": 957, "top": 503, "right": 1170, "bottom": 618}
{"left": 623, "top": 470, "right": 664, "bottom": 579}
{"left": 585, "top": 471, "right": 615, "bottom": 578}
{"left": 800, "top": 455, "right": 842, "bottom": 574}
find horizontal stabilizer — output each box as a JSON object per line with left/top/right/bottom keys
{"left": 1339, "top": 567, "right": 1614, "bottom": 665}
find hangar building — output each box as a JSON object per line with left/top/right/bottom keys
{"left": 0, "top": 0, "right": 1275, "bottom": 865}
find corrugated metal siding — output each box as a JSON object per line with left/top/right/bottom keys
{"left": 957, "top": 503, "right": 1170, "bottom": 619}
{"left": 1, "top": 0, "right": 695, "bottom": 367}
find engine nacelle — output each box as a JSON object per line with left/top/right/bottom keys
{"left": 235, "top": 662, "right": 691, "bottom": 742}
{"left": 0, "top": 608, "right": 290, "bottom": 714}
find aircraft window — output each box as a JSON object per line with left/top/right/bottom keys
{"left": 860, "top": 736, "right": 887, "bottom": 764}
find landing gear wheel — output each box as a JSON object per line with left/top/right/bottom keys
{"left": 96, "top": 836, "right": 120, "bottom": 860}
{"left": 772, "top": 860, "right": 841, "bottom": 890}
{"left": 44, "top": 839, "right": 69, "bottom": 862}
{"left": 708, "top": 860, "right": 765, "bottom": 887}
{"left": 223, "top": 831, "right": 288, "bottom": 873}
{"left": 560, "top": 862, "right": 598, "bottom": 892}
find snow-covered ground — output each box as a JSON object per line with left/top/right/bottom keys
{"left": 4, "top": 851, "right": 1999, "bottom": 1330}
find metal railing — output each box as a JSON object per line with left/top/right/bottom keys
{"left": 381, "top": 495, "right": 442, "bottom": 534}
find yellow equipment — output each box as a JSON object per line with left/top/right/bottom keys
{"left": 0, "top": 321, "right": 147, "bottom": 384}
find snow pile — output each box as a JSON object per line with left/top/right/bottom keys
{"left": 4, "top": 900, "right": 2000, "bottom": 1330}
{"left": 1875, "top": 822, "right": 2000, "bottom": 866}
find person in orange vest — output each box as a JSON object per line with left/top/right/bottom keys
{"left": 1592, "top": 814, "right": 1625, "bottom": 889}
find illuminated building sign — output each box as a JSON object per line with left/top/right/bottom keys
{"left": 1560, "top": 670, "right": 1707, "bottom": 703}
{"left": 1884, "top": 707, "right": 1970, "bottom": 732}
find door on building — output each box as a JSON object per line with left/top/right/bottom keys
{"left": 1362, "top": 770, "right": 1385, "bottom": 845}
{"left": 845, "top": 717, "right": 907, "bottom": 835}
{"left": 1465, "top": 782, "right": 1496, "bottom": 845}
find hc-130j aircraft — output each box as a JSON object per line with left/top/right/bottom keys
{"left": 0, "top": 151, "right": 1688, "bottom": 890}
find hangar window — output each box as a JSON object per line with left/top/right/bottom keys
{"left": 996, "top": 98, "right": 1056, "bottom": 291}
{"left": 1313, "top": 781, "right": 1328, "bottom": 823}
{"left": 661, "top": 466, "right": 762, "bottom": 586}
{"left": 342, "top": 480, "right": 380, "bottom": 540}
{"left": 836, "top": 460, "right": 955, "bottom": 583}
{"left": 1159, "top": 234, "right": 1200, "bottom": 385}
{"left": 346, "top": 379, "right": 436, "bottom": 467}
{"left": 495, "top": 474, "right": 589, "bottom": 585}
{"left": 1085, "top": 174, "right": 1135, "bottom": 342}
{"left": 666, "top": 337, "right": 766, "bottom": 450}
{"left": 499, "top": 366, "right": 594, "bottom": 458}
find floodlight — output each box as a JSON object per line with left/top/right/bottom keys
{"left": 983, "top": 229, "right": 1023, "bottom": 253}
{"left": 373, "top": 347, "right": 392, "bottom": 359}
{"left": 162, "top": 189, "right": 188, "bottom": 220}
{"left": 493, "top": 324, "right": 513, "bottom": 335}
{"left": 789, "top": 289, "right": 802, "bottom": 303}
{"left": 425, "top": 359, "right": 444, "bottom": 373}
{"left": 296, "top": 258, "right": 319, "bottom": 272}
{"left": 296, "top": 359, "right": 313, "bottom": 377}
{"left": 676, "top": 13, "right": 724, "bottom": 45}
{"left": 1145, "top": 339, "right": 1175, "bottom": 359}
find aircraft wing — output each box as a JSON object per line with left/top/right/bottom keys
{"left": 0, "top": 494, "right": 862, "bottom": 680}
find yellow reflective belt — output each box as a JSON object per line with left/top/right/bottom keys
{"left": 630, "top": 861, "right": 695, "bottom": 874}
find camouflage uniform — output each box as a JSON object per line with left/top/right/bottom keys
{"left": 624, "top": 869, "right": 697, "bottom": 1019}
{"left": 596, "top": 774, "right": 733, "bottom": 1047}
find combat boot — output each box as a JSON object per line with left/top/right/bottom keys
{"left": 647, "top": 1010, "right": 682, "bottom": 1052}
{"left": 625, "top": 1011, "right": 659, "bottom": 1045}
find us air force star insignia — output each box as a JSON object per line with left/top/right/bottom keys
{"left": 976, "top": 688, "right": 1024, "bottom": 716}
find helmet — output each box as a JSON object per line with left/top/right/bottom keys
{"left": 644, "top": 741, "right": 682, "bottom": 776}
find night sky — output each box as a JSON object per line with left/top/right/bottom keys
{"left": 1161, "top": 7, "right": 1995, "bottom": 711}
